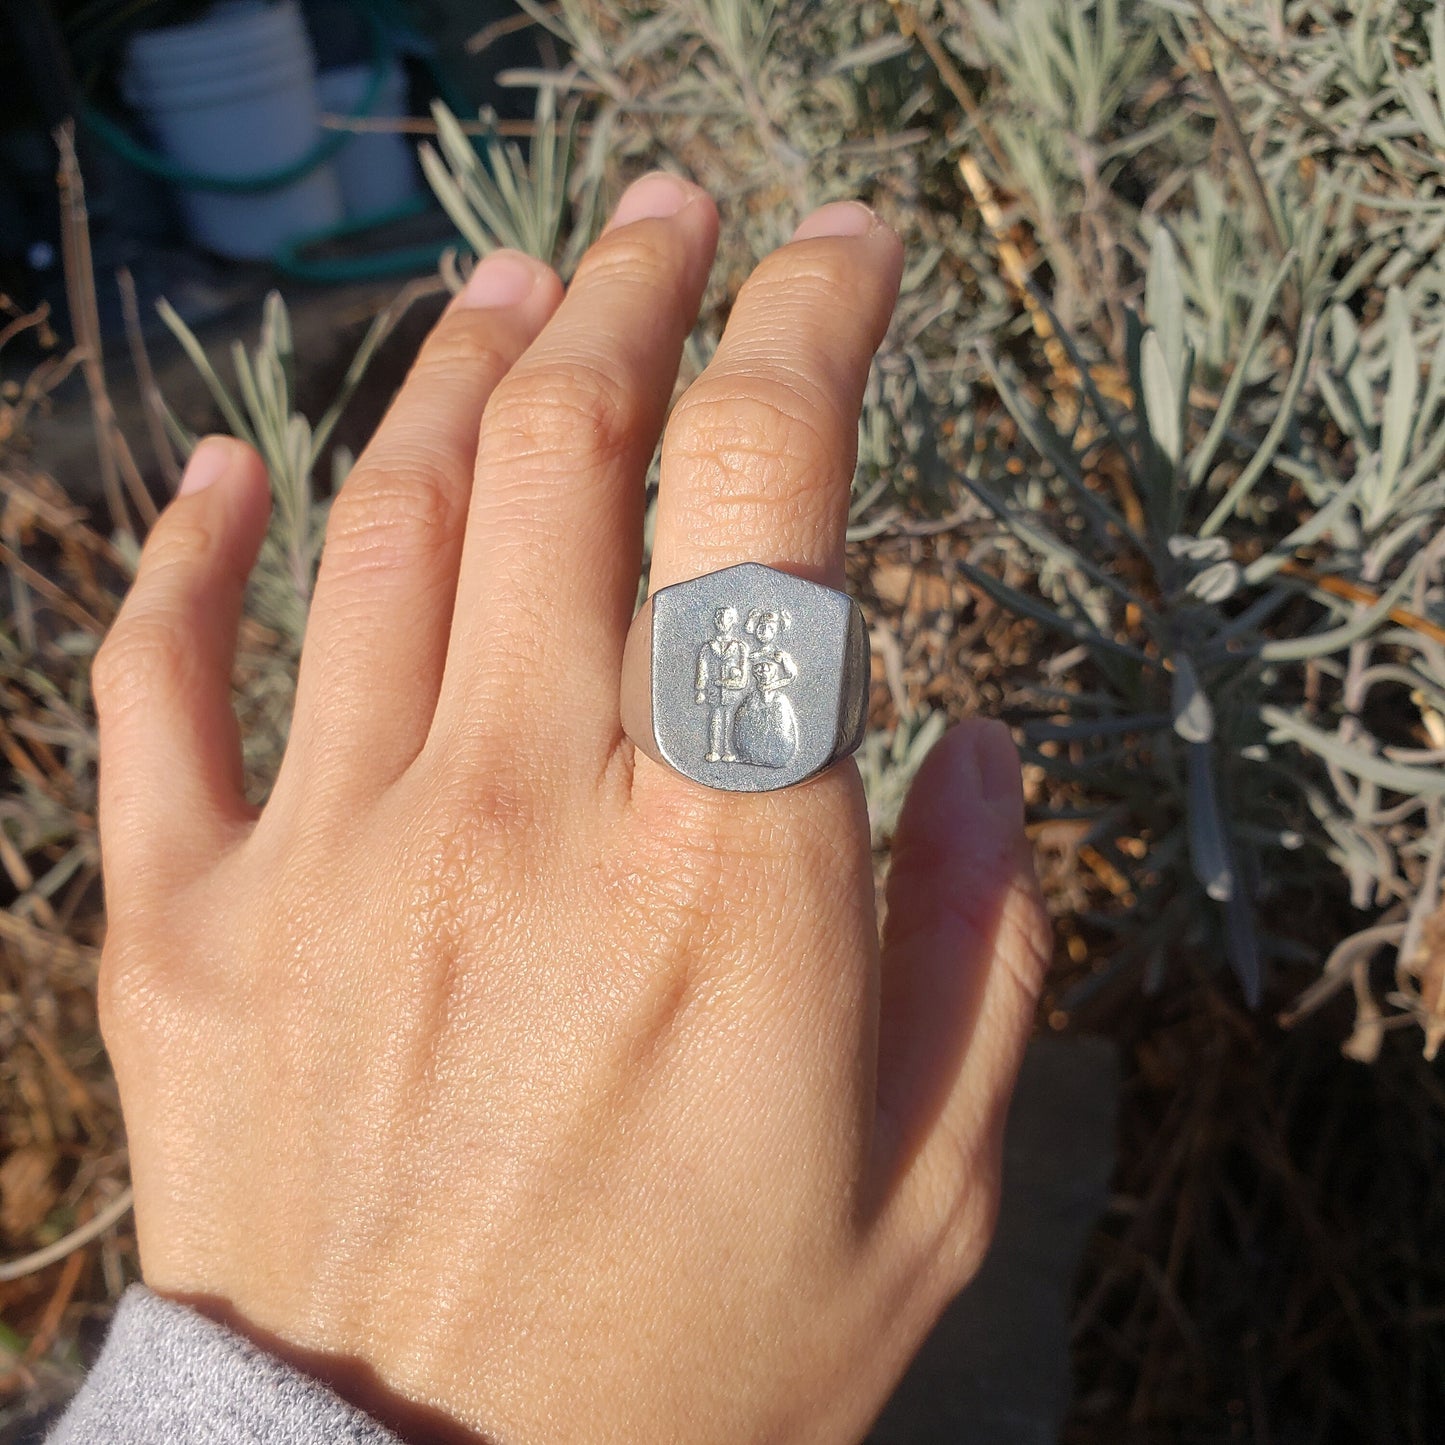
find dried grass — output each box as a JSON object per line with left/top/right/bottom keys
{"left": 0, "top": 292, "right": 130, "bottom": 1426}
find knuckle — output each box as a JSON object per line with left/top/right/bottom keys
{"left": 574, "top": 228, "right": 678, "bottom": 291}
{"left": 745, "top": 246, "right": 864, "bottom": 309}
{"left": 930, "top": 1174, "right": 1002, "bottom": 1296}
{"left": 92, "top": 612, "right": 192, "bottom": 723}
{"left": 95, "top": 940, "right": 139, "bottom": 1043}
{"left": 665, "top": 375, "right": 840, "bottom": 515}
{"left": 481, "top": 361, "right": 641, "bottom": 471}
{"left": 98, "top": 925, "right": 224, "bottom": 1070}
{"left": 995, "top": 876, "right": 1053, "bottom": 1016}
{"left": 897, "top": 1131, "right": 1004, "bottom": 1300}
{"left": 88, "top": 632, "right": 130, "bottom": 715}
{"left": 324, "top": 460, "right": 459, "bottom": 573}
{"left": 414, "top": 314, "right": 519, "bottom": 385}
{"left": 141, "top": 511, "right": 219, "bottom": 577}
{"left": 413, "top": 722, "right": 552, "bottom": 836}
{"left": 96, "top": 927, "right": 169, "bottom": 1052}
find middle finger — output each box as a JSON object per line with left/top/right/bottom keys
{"left": 434, "top": 173, "right": 719, "bottom": 784}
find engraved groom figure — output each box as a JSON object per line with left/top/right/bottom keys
{"left": 695, "top": 605, "right": 750, "bottom": 762}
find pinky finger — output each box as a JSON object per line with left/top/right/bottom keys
{"left": 874, "top": 721, "right": 1050, "bottom": 1283}
{"left": 93, "top": 437, "right": 272, "bottom": 902}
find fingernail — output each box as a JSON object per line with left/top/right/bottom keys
{"left": 177, "top": 436, "right": 235, "bottom": 496}
{"left": 608, "top": 171, "right": 696, "bottom": 229}
{"left": 456, "top": 249, "right": 542, "bottom": 310}
{"left": 972, "top": 719, "right": 1024, "bottom": 815}
{"left": 792, "top": 200, "right": 878, "bottom": 241}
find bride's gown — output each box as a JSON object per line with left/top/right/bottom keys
{"left": 735, "top": 649, "right": 798, "bottom": 768}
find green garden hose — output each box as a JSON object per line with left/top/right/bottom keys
{"left": 273, "top": 194, "right": 449, "bottom": 282}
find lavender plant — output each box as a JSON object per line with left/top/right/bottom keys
{"left": 153, "top": 289, "right": 422, "bottom": 787}
{"left": 419, "top": 86, "right": 603, "bottom": 277}
{"left": 156, "top": 292, "right": 397, "bottom": 647}
{"left": 953, "top": 0, "right": 1445, "bottom": 1037}
{"left": 963, "top": 228, "right": 1311, "bottom": 1006}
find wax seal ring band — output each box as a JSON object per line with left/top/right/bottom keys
{"left": 621, "top": 562, "right": 870, "bottom": 793}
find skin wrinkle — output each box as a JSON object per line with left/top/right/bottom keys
{"left": 96, "top": 564, "right": 251, "bottom": 731}
{"left": 309, "top": 656, "right": 449, "bottom": 767}
{"left": 399, "top": 282, "right": 556, "bottom": 397}
{"left": 439, "top": 206, "right": 719, "bottom": 793}
{"left": 404, "top": 332, "right": 522, "bottom": 396}
{"left": 882, "top": 855, "right": 1008, "bottom": 961}
{"left": 739, "top": 268, "right": 895, "bottom": 343}
{"left": 480, "top": 363, "right": 644, "bottom": 480}
{"left": 600, "top": 828, "right": 722, "bottom": 1014}
{"left": 661, "top": 406, "right": 853, "bottom": 544}
{"left": 404, "top": 735, "right": 556, "bottom": 835}
{"left": 93, "top": 615, "right": 214, "bottom": 725}
{"left": 732, "top": 253, "right": 890, "bottom": 322}
{"left": 594, "top": 712, "right": 638, "bottom": 803}
{"left": 129, "top": 512, "right": 220, "bottom": 576}
{"left": 646, "top": 232, "right": 898, "bottom": 609}
{"left": 279, "top": 275, "right": 563, "bottom": 813}
{"left": 689, "top": 349, "right": 867, "bottom": 442}
{"left": 572, "top": 231, "right": 699, "bottom": 295}
{"left": 462, "top": 473, "right": 650, "bottom": 621}
{"left": 324, "top": 457, "right": 470, "bottom": 568}
{"left": 288, "top": 627, "right": 447, "bottom": 748}
{"left": 672, "top": 368, "right": 852, "bottom": 461}
{"left": 664, "top": 443, "right": 835, "bottom": 523}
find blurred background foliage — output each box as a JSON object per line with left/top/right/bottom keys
{"left": 6, "top": 0, "right": 1445, "bottom": 1438}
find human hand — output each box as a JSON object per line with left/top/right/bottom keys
{"left": 94, "top": 175, "right": 1048, "bottom": 1444}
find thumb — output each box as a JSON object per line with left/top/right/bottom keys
{"left": 874, "top": 719, "right": 1049, "bottom": 1201}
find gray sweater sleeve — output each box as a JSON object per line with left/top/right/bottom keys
{"left": 47, "top": 1285, "right": 403, "bottom": 1445}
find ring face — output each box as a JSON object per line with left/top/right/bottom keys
{"left": 622, "top": 563, "right": 869, "bottom": 793}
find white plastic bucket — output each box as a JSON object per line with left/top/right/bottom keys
{"left": 315, "top": 61, "right": 418, "bottom": 220}
{"left": 122, "top": 0, "right": 342, "bottom": 260}
{"left": 123, "top": 1, "right": 316, "bottom": 95}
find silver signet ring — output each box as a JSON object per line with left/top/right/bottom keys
{"left": 621, "top": 562, "right": 870, "bottom": 793}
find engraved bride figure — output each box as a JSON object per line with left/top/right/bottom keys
{"left": 734, "top": 608, "right": 799, "bottom": 768}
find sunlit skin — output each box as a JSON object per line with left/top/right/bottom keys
{"left": 94, "top": 174, "right": 1049, "bottom": 1445}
